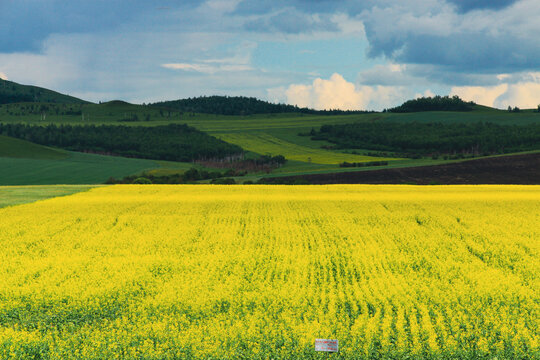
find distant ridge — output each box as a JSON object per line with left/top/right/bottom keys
{"left": 0, "top": 78, "right": 89, "bottom": 105}
{"left": 151, "top": 95, "right": 371, "bottom": 116}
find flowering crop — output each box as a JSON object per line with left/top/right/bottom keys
{"left": 0, "top": 185, "right": 538, "bottom": 359}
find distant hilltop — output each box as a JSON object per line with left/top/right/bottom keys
{"left": 0, "top": 78, "right": 88, "bottom": 105}
{"left": 150, "top": 95, "right": 372, "bottom": 116}
{"left": 0, "top": 78, "right": 493, "bottom": 114}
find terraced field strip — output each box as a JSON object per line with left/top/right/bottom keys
{"left": 216, "top": 132, "right": 398, "bottom": 164}
{"left": 0, "top": 185, "right": 96, "bottom": 208}
{"left": 0, "top": 185, "right": 538, "bottom": 359}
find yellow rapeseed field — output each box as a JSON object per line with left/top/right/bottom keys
{"left": 0, "top": 185, "right": 538, "bottom": 359}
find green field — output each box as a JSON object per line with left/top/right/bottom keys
{"left": 0, "top": 135, "right": 67, "bottom": 160}
{"left": 216, "top": 132, "right": 398, "bottom": 164}
{"left": 0, "top": 129, "right": 203, "bottom": 185}
{"left": 0, "top": 152, "right": 164, "bottom": 185}
{"left": 0, "top": 185, "right": 96, "bottom": 208}
{"left": 2, "top": 95, "right": 540, "bottom": 184}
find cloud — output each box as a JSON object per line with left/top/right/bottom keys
{"left": 358, "top": 63, "right": 425, "bottom": 86}
{"left": 451, "top": 79, "right": 540, "bottom": 109}
{"left": 0, "top": 50, "right": 81, "bottom": 90}
{"left": 285, "top": 73, "right": 365, "bottom": 110}
{"left": 0, "top": 72, "right": 8, "bottom": 80}
{"left": 234, "top": 0, "right": 373, "bottom": 16}
{"left": 162, "top": 41, "right": 256, "bottom": 74}
{"left": 360, "top": 0, "right": 540, "bottom": 73}
{"left": 494, "top": 83, "right": 540, "bottom": 108}
{"left": 0, "top": 1, "right": 228, "bottom": 53}
{"left": 451, "top": 85, "right": 508, "bottom": 107}
{"left": 0, "top": 28, "right": 301, "bottom": 104}
{"left": 446, "top": 0, "right": 518, "bottom": 13}
{"left": 281, "top": 73, "right": 416, "bottom": 111}
{"left": 2, "top": 0, "right": 537, "bottom": 107}
{"left": 162, "top": 62, "right": 252, "bottom": 74}
{"left": 244, "top": 8, "right": 338, "bottom": 34}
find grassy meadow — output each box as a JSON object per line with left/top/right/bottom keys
{"left": 0, "top": 185, "right": 538, "bottom": 359}
{"left": 0, "top": 131, "right": 200, "bottom": 185}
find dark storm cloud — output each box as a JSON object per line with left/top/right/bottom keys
{"left": 361, "top": 0, "right": 540, "bottom": 74}
{"left": 446, "top": 0, "right": 518, "bottom": 12}
{"left": 234, "top": 0, "right": 372, "bottom": 16}
{"left": 395, "top": 33, "right": 538, "bottom": 72}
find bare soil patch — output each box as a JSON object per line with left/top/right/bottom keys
{"left": 261, "top": 153, "right": 540, "bottom": 184}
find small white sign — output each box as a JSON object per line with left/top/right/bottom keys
{"left": 315, "top": 339, "right": 339, "bottom": 352}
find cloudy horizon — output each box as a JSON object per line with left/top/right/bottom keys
{"left": 1, "top": 0, "right": 539, "bottom": 110}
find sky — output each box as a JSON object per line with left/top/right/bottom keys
{"left": 1, "top": 0, "right": 540, "bottom": 110}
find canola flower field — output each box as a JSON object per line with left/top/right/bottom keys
{"left": 0, "top": 185, "right": 538, "bottom": 359}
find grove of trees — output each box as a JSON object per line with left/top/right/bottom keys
{"left": 0, "top": 123, "right": 243, "bottom": 162}
{"left": 311, "top": 121, "right": 540, "bottom": 157}
{"left": 387, "top": 96, "right": 475, "bottom": 112}
{"left": 151, "top": 96, "right": 372, "bottom": 116}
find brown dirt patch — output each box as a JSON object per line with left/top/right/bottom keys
{"left": 261, "top": 153, "right": 540, "bottom": 184}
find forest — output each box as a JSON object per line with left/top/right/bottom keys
{"left": 387, "top": 95, "right": 476, "bottom": 112}
{"left": 311, "top": 121, "right": 540, "bottom": 157}
{"left": 0, "top": 123, "right": 243, "bottom": 162}
{"left": 151, "top": 95, "right": 372, "bottom": 115}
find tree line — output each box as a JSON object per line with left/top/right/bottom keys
{"left": 0, "top": 123, "right": 243, "bottom": 162}
{"left": 310, "top": 121, "right": 540, "bottom": 157}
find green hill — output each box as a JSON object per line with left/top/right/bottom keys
{"left": 387, "top": 95, "right": 475, "bottom": 112}
{"left": 0, "top": 134, "right": 192, "bottom": 186}
{"left": 0, "top": 134, "right": 68, "bottom": 159}
{"left": 0, "top": 78, "right": 88, "bottom": 104}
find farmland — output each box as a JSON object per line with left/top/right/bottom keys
{"left": 0, "top": 185, "right": 538, "bottom": 359}
{"left": 0, "top": 128, "right": 199, "bottom": 185}
{"left": 2, "top": 90, "right": 540, "bottom": 183}
{"left": 216, "top": 132, "right": 398, "bottom": 164}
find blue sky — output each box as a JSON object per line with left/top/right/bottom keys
{"left": 1, "top": 0, "right": 539, "bottom": 110}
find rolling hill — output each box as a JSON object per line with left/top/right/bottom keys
{"left": 1, "top": 78, "right": 540, "bottom": 184}
{"left": 0, "top": 78, "right": 88, "bottom": 104}
{"left": 0, "top": 133, "right": 183, "bottom": 185}
{"left": 0, "top": 134, "right": 67, "bottom": 160}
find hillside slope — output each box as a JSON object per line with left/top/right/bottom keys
{"left": 0, "top": 79, "right": 88, "bottom": 104}
{"left": 0, "top": 134, "right": 68, "bottom": 159}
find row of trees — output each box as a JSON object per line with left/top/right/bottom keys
{"left": 106, "top": 168, "right": 240, "bottom": 184}
{"left": 311, "top": 121, "right": 540, "bottom": 157}
{"left": 0, "top": 93, "right": 34, "bottom": 104}
{"left": 0, "top": 123, "right": 243, "bottom": 162}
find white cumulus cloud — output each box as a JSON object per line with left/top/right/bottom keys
{"left": 0, "top": 72, "right": 7, "bottom": 80}
{"left": 281, "top": 73, "right": 416, "bottom": 111}
{"left": 285, "top": 73, "right": 365, "bottom": 110}
{"left": 452, "top": 79, "right": 540, "bottom": 109}
{"left": 450, "top": 85, "right": 508, "bottom": 108}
